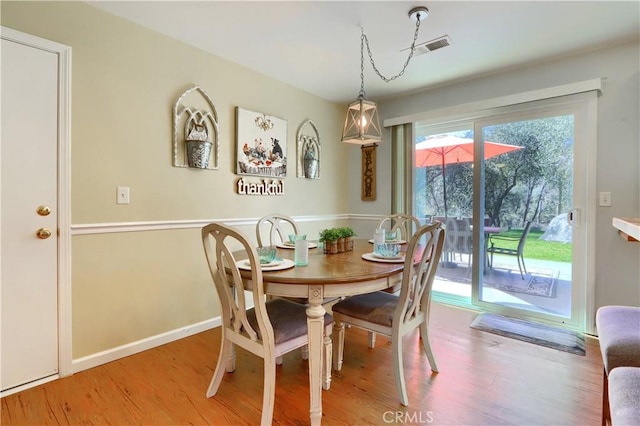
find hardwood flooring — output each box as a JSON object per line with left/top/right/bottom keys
{"left": 1, "top": 303, "right": 603, "bottom": 425}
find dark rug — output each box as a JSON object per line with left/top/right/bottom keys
{"left": 470, "top": 312, "right": 586, "bottom": 355}
{"left": 437, "top": 263, "right": 559, "bottom": 298}
{"left": 484, "top": 265, "right": 559, "bottom": 298}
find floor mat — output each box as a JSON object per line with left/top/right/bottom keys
{"left": 470, "top": 312, "right": 585, "bottom": 355}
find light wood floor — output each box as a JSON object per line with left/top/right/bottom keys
{"left": 2, "top": 303, "right": 603, "bottom": 425}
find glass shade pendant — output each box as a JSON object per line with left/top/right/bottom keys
{"left": 341, "top": 95, "right": 381, "bottom": 145}
{"left": 340, "top": 5, "right": 428, "bottom": 146}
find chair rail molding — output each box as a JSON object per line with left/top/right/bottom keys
{"left": 71, "top": 214, "right": 351, "bottom": 235}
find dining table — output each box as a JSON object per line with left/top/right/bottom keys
{"left": 237, "top": 238, "right": 411, "bottom": 425}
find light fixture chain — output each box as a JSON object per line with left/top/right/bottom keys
{"left": 359, "top": 31, "right": 366, "bottom": 98}
{"left": 362, "top": 17, "right": 421, "bottom": 83}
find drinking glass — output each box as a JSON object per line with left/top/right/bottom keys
{"left": 373, "top": 228, "right": 385, "bottom": 254}
{"left": 290, "top": 234, "right": 308, "bottom": 266}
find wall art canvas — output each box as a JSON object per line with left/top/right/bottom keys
{"left": 236, "top": 107, "right": 287, "bottom": 178}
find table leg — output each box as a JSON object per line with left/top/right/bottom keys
{"left": 306, "top": 285, "right": 325, "bottom": 426}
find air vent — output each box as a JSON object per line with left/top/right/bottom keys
{"left": 405, "top": 35, "right": 453, "bottom": 55}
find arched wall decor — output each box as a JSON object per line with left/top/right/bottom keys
{"left": 296, "top": 119, "right": 320, "bottom": 179}
{"left": 173, "top": 85, "right": 219, "bottom": 170}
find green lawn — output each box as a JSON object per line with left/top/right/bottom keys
{"left": 490, "top": 229, "right": 572, "bottom": 263}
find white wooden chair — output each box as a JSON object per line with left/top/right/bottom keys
{"left": 368, "top": 214, "right": 423, "bottom": 346}
{"left": 202, "top": 223, "right": 333, "bottom": 425}
{"left": 256, "top": 213, "right": 299, "bottom": 247}
{"left": 332, "top": 222, "right": 445, "bottom": 406}
{"left": 375, "top": 213, "right": 421, "bottom": 242}
{"left": 256, "top": 213, "right": 343, "bottom": 322}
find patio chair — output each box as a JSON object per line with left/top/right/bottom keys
{"left": 332, "top": 222, "right": 445, "bottom": 406}
{"left": 201, "top": 223, "right": 333, "bottom": 425}
{"left": 445, "top": 218, "right": 473, "bottom": 269}
{"left": 487, "top": 221, "right": 533, "bottom": 279}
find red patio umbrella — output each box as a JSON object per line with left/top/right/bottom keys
{"left": 415, "top": 135, "right": 522, "bottom": 217}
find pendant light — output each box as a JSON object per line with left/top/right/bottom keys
{"left": 341, "top": 6, "right": 429, "bottom": 145}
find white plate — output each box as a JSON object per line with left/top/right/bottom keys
{"left": 247, "top": 257, "right": 284, "bottom": 268}
{"left": 237, "top": 258, "right": 295, "bottom": 271}
{"left": 276, "top": 242, "right": 318, "bottom": 250}
{"left": 362, "top": 252, "right": 406, "bottom": 263}
{"left": 368, "top": 239, "right": 407, "bottom": 245}
{"left": 372, "top": 252, "right": 403, "bottom": 260}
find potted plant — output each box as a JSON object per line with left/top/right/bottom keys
{"left": 337, "top": 227, "right": 357, "bottom": 251}
{"left": 319, "top": 228, "right": 340, "bottom": 254}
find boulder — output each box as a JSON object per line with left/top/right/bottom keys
{"left": 541, "top": 214, "right": 572, "bottom": 243}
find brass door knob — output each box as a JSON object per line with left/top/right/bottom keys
{"left": 36, "top": 228, "right": 52, "bottom": 239}
{"left": 37, "top": 205, "right": 52, "bottom": 216}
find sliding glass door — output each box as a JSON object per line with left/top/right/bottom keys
{"left": 472, "top": 110, "right": 578, "bottom": 324}
{"left": 413, "top": 93, "right": 596, "bottom": 331}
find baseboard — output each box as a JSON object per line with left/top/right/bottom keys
{"left": 71, "top": 317, "right": 221, "bottom": 374}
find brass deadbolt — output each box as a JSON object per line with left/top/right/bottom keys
{"left": 37, "top": 205, "right": 52, "bottom": 216}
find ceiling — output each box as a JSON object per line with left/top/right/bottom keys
{"left": 89, "top": 1, "right": 639, "bottom": 104}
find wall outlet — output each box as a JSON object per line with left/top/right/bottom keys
{"left": 599, "top": 191, "right": 611, "bottom": 207}
{"left": 117, "top": 186, "right": 130, "bottom": 204}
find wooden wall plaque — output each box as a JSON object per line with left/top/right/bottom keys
{"left": 361, "top": 144, "right": 377, "bottom": 201}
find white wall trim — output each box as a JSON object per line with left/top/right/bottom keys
{"left": 384, "top": 78, "right": 603, "bottom": 127}
{"left": 72, "top": 317, "right": 221, "bottom": 374}
{"left": 348, "top": 213, "right": 383, "bottom": 223}
{"left": 71, "top": 214, "right": 350, "bottom": 235}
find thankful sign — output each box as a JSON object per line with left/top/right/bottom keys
{"left": 236, "top": 177, "right": 284, "bottom": 196}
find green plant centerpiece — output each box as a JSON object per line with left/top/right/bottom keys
{"left": 337, "top": 227, "right": 356, "bottom": 251}
{"left": 319, "top": 228, "right": 340, "bottom": 254}
{"left": 319, "top": 227, "right": 356, "bottom": 254}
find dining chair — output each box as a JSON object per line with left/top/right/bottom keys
{"left": 256, "top": 213, "right": 299, "bottom": 247}
{"left": 332, "top": 221, "right": 445, "bottom": 406}
{"left": 375, "top": 213, "right": 421, "bottom": 242}
{"left": 375, "top": 213, "right": 422, "bottom": 295}
{"left": 201, "top": 222, "right": 333, "bottom": 425}
{"left": 487, "top": 221, "right": 533, "bottom": 279}
{"left": 256, "top": 213, "right": 343, "bottom": 320}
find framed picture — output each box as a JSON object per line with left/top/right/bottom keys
{"left": 236, "top": 107, "right": 287, "bottom": 178}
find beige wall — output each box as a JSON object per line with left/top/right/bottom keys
{"left": 2, "top": 1, "right": 349, "bottom": 358}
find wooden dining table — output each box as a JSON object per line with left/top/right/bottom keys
{"left": 239, "top": 238, "right": 408, "bottom": 425}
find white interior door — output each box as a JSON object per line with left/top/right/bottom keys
{"left": 1, "top": 36, "right": 59, "bottom": 391}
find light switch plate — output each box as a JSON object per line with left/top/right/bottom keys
{"left": 117, "top": 186, "right": 130, "bottom": 204}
